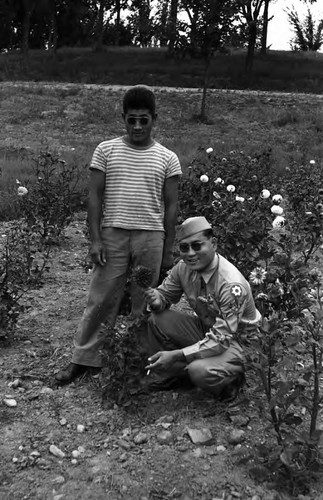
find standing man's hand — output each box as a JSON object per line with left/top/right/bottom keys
{"left": 89, "top": 240, "right": 107, "bottom": 266}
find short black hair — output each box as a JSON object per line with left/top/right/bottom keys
{"left": 123, "top": 85, "right": 156, "bottom": 116}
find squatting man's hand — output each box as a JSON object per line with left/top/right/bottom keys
{"left": 145, "top": 349, "right": 185, "bottom": 374}
{"left": 144, "top": 288, "right": 163, "bottom": 311}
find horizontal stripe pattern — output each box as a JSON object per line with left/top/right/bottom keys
{"left": 90, "top": 137, "right": 182, "bottom": 231}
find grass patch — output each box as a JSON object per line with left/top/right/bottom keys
{"left": 0, "top": 47, "right": 323, "bottom": 94}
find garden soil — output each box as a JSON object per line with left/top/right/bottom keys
{"left": 1, "top": 215, "right": 323, "bottom": 500}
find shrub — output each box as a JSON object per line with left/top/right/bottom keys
{"left": 0, "top": 220, "right": 52, "bottom": 337}
{"left": 16, "top": 150, "right": 87, "bottom": 243}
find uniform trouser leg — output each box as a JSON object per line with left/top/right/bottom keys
{"left": 72, "top": 228, "right": 164, "bottom": 367}
{"left": 148, "top": 309, "right": 245, "bottom": 395}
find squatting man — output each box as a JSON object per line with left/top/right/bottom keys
{"left": 143, "top": 216, "right": 261, "bottom": 399}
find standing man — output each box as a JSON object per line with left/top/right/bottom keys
{"left": 144, "top": 216, "right": 261, "bottom": 400}
{"left": 56, "top": 85, "right": 182, "bottom": 385}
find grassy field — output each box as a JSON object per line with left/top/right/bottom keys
{"left": 0, "top": 77, "right": 322, "bottom": 219}
{"left": 1, "top": 46, "right": 323, "bottom": 94}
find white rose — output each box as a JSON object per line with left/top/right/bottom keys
{"left": 200, "top": 174, "right": 209, "bottom": 183}
{"left": 272, "top": 194, "right": 283, "bottom": 204}
{"left": 17, "top": 186, "right": 28, "bottom": 196}
{"left": 272, "top": 216, "right": 285, "bottom": 229}
{"left": 206, "top": 147, "right": 213, "bottom": 154}
{"left": 271, "top": 205, "right": 284, "bottom": 215}
{"left": 261, "top": 189, "right": 271, "bottom": 199}
{"left": 227, "top": 185, "right": 235, "bottom": 193}
{"left": 214, "top": 177, "right": 224, "bottom": 184}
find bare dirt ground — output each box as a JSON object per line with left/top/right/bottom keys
{"left": 1, "top": 215, "right": 323, "bottom": 500}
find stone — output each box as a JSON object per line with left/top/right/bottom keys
{"left": 133, "top": 432, "right": 148, "bottom": 445}
{"left": 227, "top": 429, "right": 246, "bottom": 445}
{"left": 3, "top": 398, "right": 17, "bottom": 407}
{"left": 156, "top": 430, "right": 173, "bottom": 444}
{"left": 186, "top": 427, "right": 213, "bottom": 445}
{"left": 77, "top": 424, "right": 85, "bottom": 433}
{"left": 49, "top": 444, "right": 66, "bottom": 459}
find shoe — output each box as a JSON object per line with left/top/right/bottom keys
{"left": 55, "top": 363, "right": 100, "bottom": 385}
{"left": 219, "top": 373, "right": 246, "bottom": 403}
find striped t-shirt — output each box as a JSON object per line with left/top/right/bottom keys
{"left": 90, "top": 136, "right": 182, "bottom": 231}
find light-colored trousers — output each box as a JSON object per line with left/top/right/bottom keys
{"left": 72, "top": 227, "right": 164, "bottom": 367}
{"left": 148, "top": 309, "right": 245, "bottom": 396}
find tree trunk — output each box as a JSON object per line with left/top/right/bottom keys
{"left": 21, "top": 6, "right": 32, "bottom": 55}
{"left": 94, "top": 0, "right": 105, "bottom": 52}
{"left": 199, "top": 56, "right": 212, "bottom": 122}
{"left": 167, "top": 0, "right": 178, "bottom": 56}
{"left": 261, "top": 0, "right": 269, "bottom": 54}
{"left": 246, "top": 20, "right": 257, "bottom": 75}
{"left": 115, "top": 0, "right": 121, "bottom": 46}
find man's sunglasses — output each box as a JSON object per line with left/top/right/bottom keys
{"left": 179, "top": 241, "right": 204, "bottom": 253}
{"left": 126, "top": 116, "right": 150, "bottom": 126}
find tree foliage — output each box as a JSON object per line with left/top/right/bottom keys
{"left": 286, "top": 7, "right": 323, "bottom": 52}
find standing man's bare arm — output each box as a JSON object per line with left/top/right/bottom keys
{"left": 87, "top": 169, "right": 106, "bottom": 266}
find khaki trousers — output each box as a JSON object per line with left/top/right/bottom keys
{"left": 72, "top": 227, "right": 164, "bottom": 367}
{"left": 148, "top": 309, "right": 245, "bottom": 396}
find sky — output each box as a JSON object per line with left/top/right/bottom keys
{"left": 266, "top": 0, "right": 323, "bottom": 50}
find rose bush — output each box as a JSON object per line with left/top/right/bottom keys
{"left": 179, "top": 148, "right": 323, "bottom": 494}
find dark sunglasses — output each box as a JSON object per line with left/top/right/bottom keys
{"left": 179, "top": 241, "right": 204, "bottom": 253}
{"left": 126, "top": 116, "right": 150, "bottom": 126}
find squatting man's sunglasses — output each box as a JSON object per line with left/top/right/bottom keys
{"left": 126, "top": 116, "right": 150, "bottom": 126}
{"left": 179, "top": 241, "right": 205, "bottom": 253}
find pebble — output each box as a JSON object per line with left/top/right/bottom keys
{"left": 3, "top": 398, "right": 17, "bottom": 407}
{"left": 51, "top": 476, "right": 65, "bottom": 484}
{"left": 118, "top": 439, "right": 132, "bottom": 450}
{"left": 59, "top": 418, "right": 67, "bottom": 426}
{"left": 40, "top": 387, "right": 53, "bottom": 394}
{"left": 77, "top": 424, "right": 85, "bottom": 433}
{"left": 133, "top": 432, "right": 148, "bottom": 445}
{"left": 227, "top": 429, "right": 246, "bottom": 445}
{"left": 156, "top": 430, "right": 173, "bottom": 444}
{"left": 8, "top": 379, "right": 21, "bottom": 388}
{"left": 29, "top": 451, "right": 40, "bottom": 457}
{"left": 71, "top": 459, "right": 78, "bottom": 465}
{"left": 216, "top": 445, "right": 226, "bottom": 452}
{"left": 49, "top": 444, "right": 66, "bottom": 459}
{"left": 186, "top": 427, "right": 213, "bottom": 444}
{"left": 71, "top": 450, "right": 80, "bottom": 458}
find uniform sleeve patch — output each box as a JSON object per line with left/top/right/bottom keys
{"left": 231, "top": 285, "right": 242, "bottom": 297}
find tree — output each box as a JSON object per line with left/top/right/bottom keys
{"left": 238, "top": 0, "right": 265, "bottom": 74}
{"left": 179, "top": 0, "right": 239, "bottom": 121}
{"left": 286, "top": 6, "right": 323, "bottom": 52}
{"left": 260, "top": 0, "right": 275, "bottom": 54}
{"left": 128, "top": 0, "right": 154, "bottom": 47}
